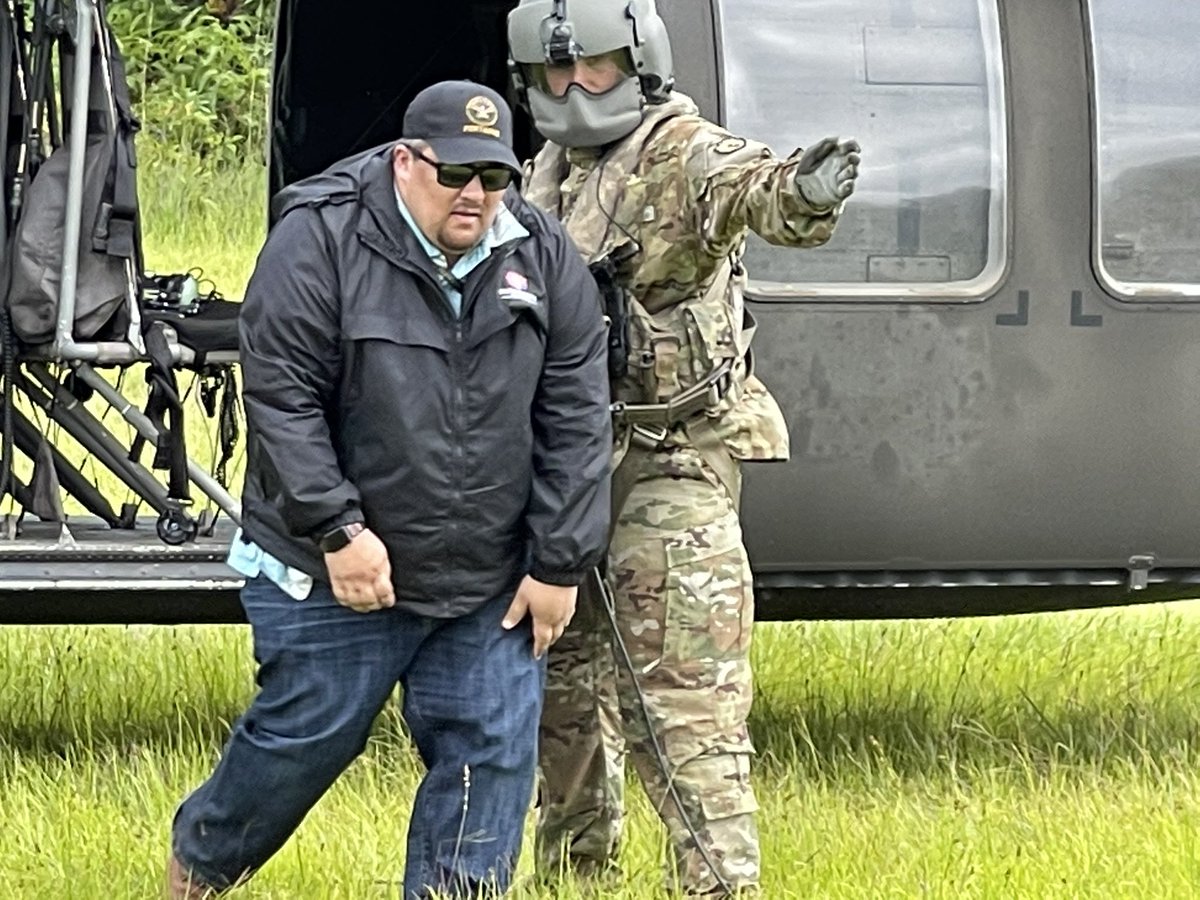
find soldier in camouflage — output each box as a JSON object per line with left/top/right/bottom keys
{"left": 508, "top": 1, "right": 860, "bottom": 894}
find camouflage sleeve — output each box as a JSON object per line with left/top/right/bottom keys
{"left": 683, "top": 123, "right": 842, "bottom": 259}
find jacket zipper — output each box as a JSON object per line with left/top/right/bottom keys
{"left": 448, "top": 245, "right": 520, "bottom": 563}
{"left": 359, "top": 232, "right": 523, "bottom": 567}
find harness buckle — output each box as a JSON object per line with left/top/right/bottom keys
{"left": 630, "top": 423, "right": 669, "bottom": 450}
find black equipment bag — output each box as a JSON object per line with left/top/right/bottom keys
{"left": 5, "top": 7, "right": 141, "bottom": 345}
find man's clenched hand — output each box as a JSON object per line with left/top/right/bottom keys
{"left": 502, "top": 575, "right": 578, "bottom": 658}
{"left": 325, "top": 528, "right": 395, "bottom": 613}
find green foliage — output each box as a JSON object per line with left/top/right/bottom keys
{"left": 107, "top": 0, "right": 274, "bottom": 169}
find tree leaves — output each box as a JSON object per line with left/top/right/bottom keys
{"left": 107, "top": 0, "right": 272, "bottom": 169}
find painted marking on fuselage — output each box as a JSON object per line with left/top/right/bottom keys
{"left": 1070, "top": 290, "right": 1103, "bottom": 327}
{"left": 995, "top": 290, "right": 1029, "bottom": 326}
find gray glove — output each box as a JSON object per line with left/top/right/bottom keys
{"left": 794, "top": 137, "right": 861, "bottom": 211}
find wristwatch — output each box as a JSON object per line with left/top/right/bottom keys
{"left": 317, "top": 522, "right": 365, "bottom": 554}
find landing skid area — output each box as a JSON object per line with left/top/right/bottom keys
{"left": 0, "top": 517, "right": 244, "bottom": 624}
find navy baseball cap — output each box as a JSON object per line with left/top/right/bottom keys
{"left": 402, "top": 80, "right": 521, "bottom": 174}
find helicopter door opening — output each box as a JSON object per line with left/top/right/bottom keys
{"left": 270, "top": 0, "right": 529, "bottom": 199}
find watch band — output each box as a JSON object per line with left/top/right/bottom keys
{"left": 318, "top": 522, "right": 365, "bottom": 554}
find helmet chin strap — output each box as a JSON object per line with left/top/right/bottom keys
{"left": 528, "top": 79, "right": 645, "bottom": 149}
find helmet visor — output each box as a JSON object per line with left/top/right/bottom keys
{"left": 522, "top": 48, "right": 636, "bottom": 98}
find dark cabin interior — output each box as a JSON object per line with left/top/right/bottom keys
{"left": 270, "top": 0, "right": 531, "bottom": 200}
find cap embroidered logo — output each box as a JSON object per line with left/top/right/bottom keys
{"left": 464, "top": 96, "right": 501, "bottom": 137}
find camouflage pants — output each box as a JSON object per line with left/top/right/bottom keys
{"left": 536, "top": 444, "right": 759, "bottom": 895}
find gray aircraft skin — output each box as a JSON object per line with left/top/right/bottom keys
{"left": 267, "top": 0, "right": 1200, "bottom": 619}
{"left": 3, "top": 0, "right": 1199, "bottom": 622}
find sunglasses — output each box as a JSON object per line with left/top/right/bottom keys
{"left": 411, "top": 149, "right": 515, "bottom": 192}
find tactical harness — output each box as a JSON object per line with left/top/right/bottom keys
{"left": 587, "top": 240, "right": 746, "bottom": 517}
{"left": 524, "top": 98, "right": 757, "bottom": 520}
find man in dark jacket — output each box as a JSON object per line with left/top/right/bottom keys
{"left": 167, "top": 81, "right": 612, "bottom": 899}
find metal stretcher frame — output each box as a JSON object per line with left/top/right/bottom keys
{"left": 1, "top": 0, "right": 242, "bottom": 538}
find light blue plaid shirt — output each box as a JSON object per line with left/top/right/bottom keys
{"left": 394, "top": 188, "right": 529, "bottom": 317}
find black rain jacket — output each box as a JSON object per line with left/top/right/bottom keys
{"left": 238, "top": 145, "right": 612, "bottom": 617}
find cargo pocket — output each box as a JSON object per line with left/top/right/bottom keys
{"left": 660, "top": 509, "right": 754, "bottom": 680}
{"left": 695, "top": 750, "right": 759, "bottom": 822}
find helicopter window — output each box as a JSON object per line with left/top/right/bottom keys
{"left": 716, "top": 0, "right": 1007, "bottom": 299}
{"left": 1089, "top": 0, "right": 1200, "bottom": 298}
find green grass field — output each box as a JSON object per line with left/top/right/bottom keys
{"left": 4, "top": 608, "right": 1200, "bottom": 898}
{"left": 6, "top": 154, "right": 1200, "bottom": 897}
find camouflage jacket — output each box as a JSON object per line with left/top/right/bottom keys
{"left": 524, "top": 93, "right": 842, "bottom": 462}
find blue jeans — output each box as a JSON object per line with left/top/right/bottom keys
{"left": 172, "top": 576, "right": 545, "bottom": 898}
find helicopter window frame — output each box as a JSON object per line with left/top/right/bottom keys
{"left": 1089, "top": 0, "right": 1200, "bottom": 303}
{"left": 712, "top": 0, "right": 1010, "bottom": 302}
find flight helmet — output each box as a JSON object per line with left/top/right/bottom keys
{"left": 507, "top": 0, "right": 675, "bottom": 148}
